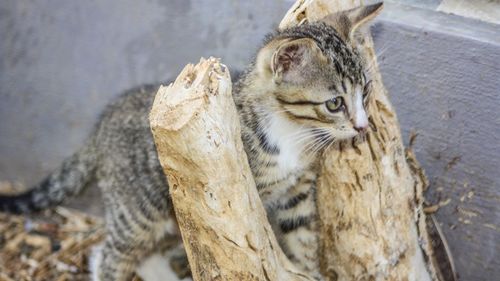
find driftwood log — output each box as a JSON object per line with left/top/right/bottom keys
{"left": 150, "top": 1, "right": 453, "bottom": 280}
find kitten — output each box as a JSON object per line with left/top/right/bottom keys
{"left": 0, "top": 3, "right": 382, "bottom": 280}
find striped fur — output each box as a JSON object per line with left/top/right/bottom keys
{"left": 0, "top": 3, "right": 382, "bottom": 280}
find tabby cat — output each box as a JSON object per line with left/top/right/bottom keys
{"left": 0, "top": 3, "right": 383, "bottom": 280}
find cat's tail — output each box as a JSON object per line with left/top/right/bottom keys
{"left": 0, "top": 138, "right": 98, "bottom": 213}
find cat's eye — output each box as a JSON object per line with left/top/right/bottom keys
{"left": 325, "top": 97, "right": 344, "bottom": 113}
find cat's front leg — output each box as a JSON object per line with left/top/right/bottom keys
{"left": 273, "top": 172, "right": 323, "bottom": 280}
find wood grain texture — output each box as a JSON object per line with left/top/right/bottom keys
{"left": 149, "top": 57, "right": 314, "bottom": 281}
{"left": 280, "top": 1, "right": 445, "bottom": 280}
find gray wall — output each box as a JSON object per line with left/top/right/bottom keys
{"left": 0, "top": 0, "right": 294, "bottom": 184}
{"left": 374, "top": 4, "right": 500, "bottom": 280}
{"left": 1, "top": 1, "right": 499, "bottom": 280}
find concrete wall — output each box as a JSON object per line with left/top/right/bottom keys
{"left": 375, "top": 4, "right": 500, "bottom": 280}
{"left": 1, "top": 1, "right": 499, "bottom": 280}
{"left": 0, "top": 0, "right": 292, "bottom": 185}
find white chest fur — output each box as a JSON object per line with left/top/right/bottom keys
{"left": 265, "top": 113, "right": 309, "bottom": 175}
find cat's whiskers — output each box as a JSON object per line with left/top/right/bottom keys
{"left": 285, "top": 128, "right": 326, "bottom": 143}
{"left": 282, "top": 129, "right": 331, "bottom": 153}
{"left": 314, "top": 135, "right": 335, "bottom": 155}
{"left": 301, "top": 128, "right": 333, "bottom": 156}
{"left": 308, "top": 128, "right": 335, "bottom": 155}
{"left": 365, "top": 42, "right": 391, "bottom": 75}
{"left": 324, "top": 135, "right": 337, "bottom": 153}
{"left": 305, "top": 137, "right": 329, "bottom": 156}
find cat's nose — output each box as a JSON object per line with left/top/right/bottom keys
{"left": 354, "top": 124, "right": 368, "bottom": 133}
{"left": 351, "top": 107, "right": 368, "bottom": 133}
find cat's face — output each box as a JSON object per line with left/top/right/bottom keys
{"left": 254, "top": 3, "right": 381, "bottom": 152}
{"left": 269, "top": 40, "right": 371, "bottom": 141}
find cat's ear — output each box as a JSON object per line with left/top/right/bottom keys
{"left": 320, "top": 2, "right": 383, "bottom": 43}
{"left": 272, "top": 38, "right": 321, "bottom": 84}
{"left": 257, "top": 38, "right": 325, "bottom": 84}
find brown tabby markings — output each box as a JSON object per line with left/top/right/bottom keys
{"left": 0, "top": 3, "right": 383, "bottom": 280}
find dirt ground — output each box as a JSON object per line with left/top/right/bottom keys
{"left": 0, "top": 207, "right": 105, "bottom": 281}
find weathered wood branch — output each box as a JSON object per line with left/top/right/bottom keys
{"left": 149, "top": 58, "right": 313, "bottom": 281}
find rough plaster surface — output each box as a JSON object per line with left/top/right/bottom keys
{"left": 0, "top": 1, "right": 499, "bottom": 279}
